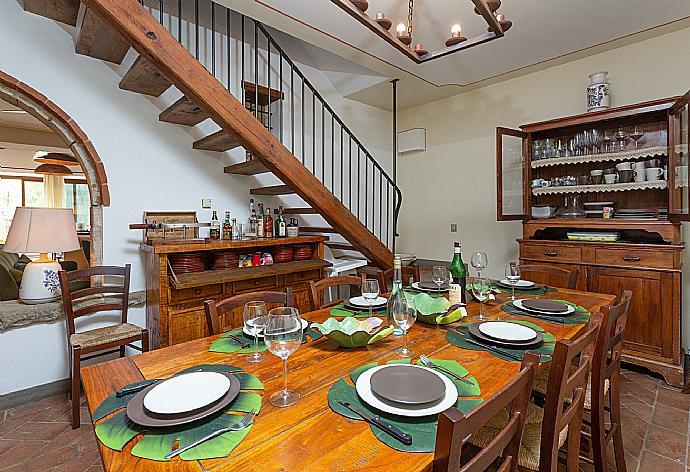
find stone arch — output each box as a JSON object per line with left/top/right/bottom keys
{"left": 0, "top": 69, "right": 108, "bottom": 265}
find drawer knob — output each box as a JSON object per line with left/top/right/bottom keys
{"left": 544, "top": 251, "right": 558, "bottom": 257}
{"left": 623, "top": 256, "right": 641, "bottom": 262}
{"left": 194, "top": 289, "right": 201, "bottom": 295}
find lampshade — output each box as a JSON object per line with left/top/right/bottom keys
{"left": 4, "top": 207, "right": 80, "bottom": 254}
{"left": 34, "top": 163, "right": 73, "bottom": 176}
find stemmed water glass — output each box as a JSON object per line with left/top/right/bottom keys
{"left": 505, "top": 261, "right": 521, "bottom": 301}
{"left": 470, "top": 252, "right": 488, "bottom": 278}
{"left": 630, "top": 125, "right": 644, "bottom": 149}
{"left": 264, "top": 307, "right": 303, "bottom": 407}
{"left": 432, "top": 266, "right": 448, "bottom": 292}
{"left": 243, "top": 301, "right": 268, "bottom": 363}
{"left": 615, "top": 127, "right": 628, "bottom": 152}
{"left": 391, "top": 297, "right": 416, "bottom": 357}
{"left": 602, "top": 130, "right": 613, "bottom": 153}
{"left": 471, "top": 278, "right": 491, "bottom": 321}
{"left": 361, "top": 279, "right": 380, "bottom": 318}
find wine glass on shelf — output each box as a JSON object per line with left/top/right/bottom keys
{"left": 615, "top": 127, "right": 628, "bottom": 152}
{"left": 591, "top": 129, "right": 602, "bottom": 154}
{"left": 471, "top": 278, "right": 491, "bottom": 321}
{"left": 361, "top": 279, "right": 380, "bottom": 318}
{"left": 602, "top": 130, "right": 613, "bottom": 153}
{"left": 630, "top": 125, "right": 644, "bottom": 149}
{"left": 243, "top": 301, "right": 268, "bottom": 363}
{"left": 264, "top": 307, "right": 303, "bottom": 407}
{"left": 504, "top": 261, "right": 521, "bottom": 301}
{"left": 470, "top": 252, "right": 488, "bottom": 278}
{"left": 391, "top": 297, "right": 416, "bottom": 358}
{"left": 432, "top": 265, "right": 448, "bottom": 292}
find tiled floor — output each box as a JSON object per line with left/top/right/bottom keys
{"left": 0, "top": 367, "right": 687, "bottom": 471}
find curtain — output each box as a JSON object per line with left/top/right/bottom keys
{"left": 43, "top": 175, "right": 66, "bottom": 208}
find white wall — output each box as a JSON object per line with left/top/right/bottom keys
{"left": 396, "top": 26, "right": 690, "bottom": 346}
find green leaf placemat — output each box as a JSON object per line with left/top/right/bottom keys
{"left": 500, "top": 300, "right": 590, "bottom": 325}
{"left": 328, "top": 358, "right": 482, "bottom": 453}
{"left": 446, "top": 321, "right": 556, "bottom": 362}
{"left": 209, "top": 325, "right": 323, "bottom": 354}
{"left": 482, "top": 283, "right": 557, "bottom": 296}
{"left": 94, "top": 364, "right": 263, "bottom": 461}
{"left": 329, "top": 304, "right": 387, "bottom": 318}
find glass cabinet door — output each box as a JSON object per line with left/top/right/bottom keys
{"left": 668, "top": 92, "right": 689, "bottom": 219}
{"left": 496, "top": 127, "right": 527, "bottom": 221}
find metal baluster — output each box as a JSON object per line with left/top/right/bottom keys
{"left": 349, "top": 135, "right": 352, "bottom": 210}
{"left": 267, "top": 40, "right": 271, "bottom": 133}
{"left": 386, "top": 184, "right": 390, "bottom": 247}
{"left": 226, "top": 10, "right": 230, "bottom": 91}
{"left": 321, "top": 104, "right": 325, "bottom": 182}
{"left": 194, "top": 0, "right": 199, "bottom": 59}
{"left": 379, "top": 171, "right": 383, "bottom": 239}
{"left": 357, "top": 147, "right": 361, "bottom": 218}
{"left": 301, "top": 79, "right": 305, "bottom": 163}
{"left": 365, "top": 152, "right": 368, "bottom": 228}
{"left": 254, "top": 21, "right": 258, "bottom": 120}
{"left": 211, "top": 2, "right": 215, "bottom": 76}
{"left": 291, "top": 68, "right": 294, "bottom": 154}
{"left": 241, "top": 15, "right": 245, "bottom": 104}
{"left": 331, "top": 114, "right": 334, "bottom": 191}
{"left": 312, "top": 93, "right": 316, "bottom": 174}
{"left": 279, "top": 53, "right": 283, "bottom": 142}
{"left": 340, "top": 127, "right": 343, "bottom": 199}
{"left": 177, "top": 0, "right": 181, "bottom": 43}
{"left": 159, "top": 0, "right": 163, "bottom": 23}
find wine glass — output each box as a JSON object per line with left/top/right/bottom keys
{"left": 431, "top": 266, "right": 448, "bottom": 292}
{"left": 361, "top": 279, "right": 380, "bottom": 318}
{"left": 630, "top": 125, "right": 644, "bottom": 149}
{"left": 471, "top": 278, "right": 491, "bottom": 321}
{"left": 615, "top": 127, "right": 628, "bottom": 152}
{"left": 470, "top": 252, "right": 488, "bottom": 278}
{"left": 391, "top": 297, "right": 416, "bottom": 357}
{"left": 591, "top": 129, "right": 602, "bottom": 154}
{"left": 504, "top": 262, "right": 521, "bottom": 301}
{"left": 602, "top": 130, "right": 613, "bottom": 153}
{"left": 243, "top": 301, "right": 268, "bottom": 363}
{"left": 264, "top": 307, "right": 303, "bottom": 407}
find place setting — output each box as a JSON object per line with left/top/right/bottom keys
{"left": 330, "top": 279, "right": 389, "bottom": 318}
{"left": 500, "top": 297, "right": 591, "bottom": 325}
{"left": 409, "top": 266, "right": 451, "bottom": 295}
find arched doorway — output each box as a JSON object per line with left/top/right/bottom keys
{"left": 0, "top": 69, "right": 109, "bottom": 265}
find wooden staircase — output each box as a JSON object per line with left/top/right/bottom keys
{"left": 22, "top": 0, "right": 400, "bottom": 269}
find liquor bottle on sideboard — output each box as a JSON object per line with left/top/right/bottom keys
{"left": 246, "top": 199, "right": 257, "bottom": 239}
{"left": 449, "top": 241, "right": 467, "bottom": 303}
{"left": 386, "top": 256, "right": 404, "bottom": 335}
{"left": 257, "top": 203, "right": 265, "bottom": 238}
{"left": 210, "top": 211, "right": 221, "bottom": 240}
{"left": 275, "top": 206, "right": 287, "bottom": 238}
{"left": 287, "top": 218, "right": 299, "bottom": 238}
{"left": 222, "top": 211, "right": 232, "bottom": 240}
{"left": 232, "top": 218, "right": 239, "bottom": 240}
{"left": 264, "top": 207, "right": 274, "bottom": 238}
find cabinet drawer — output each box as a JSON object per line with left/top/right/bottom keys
{"left": 234, "top": 276, "right": 277, "bottom": 293}
{"left": 284, "top": 270, "right": 321, "bottom": 285}
{"left": 594, "top": 248, "right": 675, "bottom": 269}
{"left": 169, "top": 283, "right": 222, "bottom": 304}
{"left": 521, "top": 244, "right": 582, "bottom": 263}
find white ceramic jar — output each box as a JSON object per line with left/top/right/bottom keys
{"left": 587, "top": 72, "right": 610, "bottom": 112}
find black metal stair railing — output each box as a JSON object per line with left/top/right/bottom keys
{"left": 138, "top": 0, "right": 401, "bottom": 253}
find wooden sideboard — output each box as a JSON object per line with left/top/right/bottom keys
{"left": 141, "top": 236, "right": 329, "bottom": 348}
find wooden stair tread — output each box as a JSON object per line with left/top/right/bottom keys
{"left": 224, "top": 160, "right": 269, "bottom": 176}
{"left": 160, "top": 96, "right": 208, "bottom": 126}
{"left": 301, "top": 227, "right": 339, "bottom": 234}
{"left": 283, "top": 208, "right": 317, "bottom": 215}
{"left": 325, "top": 242, "right": 359, "bottom": 251}
{"left": 22, "top": 0, "right": 80, "bottom": 26}
{"left": 120, "top": 56, "right": 172, "bottom": 97}
{"left": 242, "top": 81, "right": 283, "bottom": 106}
{"left": 75, "top": 8, "right": 130, "bottom": 64}
{"left": 250, "top": 185, "right": 294, "bottom": 196}
{"left": 195, "top": 130, "right": 242, "bottom": 152}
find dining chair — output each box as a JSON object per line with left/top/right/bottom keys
{"left": 517, "top": 264, "right": 579, "bottom": 290}
{"left": 204, "top": 287, "right": 294, "bottom": 335}
{"left": 307, "top": 274, "right": 365, "bottom": 310}
{"left": 59, "top": 264, "right": 148, "bottom": 429}
{"left": 433, "top": 352, "right": 540, "bottom": 472}
{"left": 469, "top": 313, "right": 603, "bottom": 471}
{"left": 377, "top": 265, "right": 421, "bottom": 291}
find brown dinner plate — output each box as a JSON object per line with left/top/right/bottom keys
{"left": 521, "top": 299, "right": 570, "bottom": 314}
{"left": 126, "top": 373, "right": 240, "bottom": 427}
{"left": 369, "top": 365, "right": 446, "bottom": 405}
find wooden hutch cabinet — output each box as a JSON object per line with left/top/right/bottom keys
{"left": 142, "top": 236, "right": 329, "bottom": 348}
{"left": 496, "top": 93, "right": 689, "bottom": 386}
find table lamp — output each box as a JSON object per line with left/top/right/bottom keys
{"left": 3, "top": 207, "right": 80, "bottom": 304}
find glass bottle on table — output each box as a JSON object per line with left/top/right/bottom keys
{"left": 449, "top": 241, "right": 467, "bottom": 303}
{"left": 209, "top": 210, "right": 220, "bottom": 240}
{"left": 386, "top": 256, "right": 404, "bottom": 335}
{"left": 264, "top": 207, "right": 273, "bottom": 238}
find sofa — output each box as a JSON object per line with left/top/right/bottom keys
{"left": 0, "top": 247, "right": 79, "bottom": 301}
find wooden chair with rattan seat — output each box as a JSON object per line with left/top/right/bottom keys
{"left": 307, "top": 274, "right": 366, "bottom": 310}
{"left": 377, "top": 265, "right": 421, "bottom": 291}
{"left": 58, "top": 264, "right": 148, "bottom": 429}
{"left": 518, "top": 264, "right": 579, "bottom": 290}
{"left": 433, "top": 352, "right": 540, "bottom": 472}
{"left": 204, "top": 288, "right": 294, "bottom": 335}
{"left": 469, "top": 313, "right": 603, "bottom": 471}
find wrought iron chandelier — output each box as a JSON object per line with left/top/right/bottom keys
{"left": 331, "top": 0, "right": 512, "bottom": 63}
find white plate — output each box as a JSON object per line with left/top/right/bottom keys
{"left": 513, "top": 299, "right": 575, "bottom": 316}
{"left": 499, "top": 279, "right": 535, "bottom": 288}
{"left": 410, "top": 282, "right": 449, "bottom": 292}
{"left": 356, "top": 364, "right": 458, "bottom": 417}
{"left": 478, "top": 321, "right": 538, "bottom": 342}
{"left": 143, "top": 372, "right": 231, "bottom": 415}
{"left": 244, "top": 318, "right": 308, "bottom": 338}
{"left": 349, "top": 296, "right": 387, "bottom": 307}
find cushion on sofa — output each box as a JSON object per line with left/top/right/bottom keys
{"left": 0, "top": 249, "right": 19, "bottom": 273}
{"left": 0, "top": 265, "right": 19, "bottom": 301}
{"left": 14, "top": 255, "right": 31, "bottom": 272}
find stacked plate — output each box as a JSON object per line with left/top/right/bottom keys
{"left": 410, "top": 281, "right": 450, "bottom": 293}
{"left": 613, "top": 208, "right": 661, "bottom": 220}
{"left": 169, "top": 252, "right": 205, "bottom": 274}
{"left": 293, "top": 245, "right": 313, "bottom": 261}
{"left": 343, "top": 296, "right": 387, "bottom": 312}
{"left": 273, "top": 246, "right": 294, "bottom": 263}
{"left": 126, "top": 372, "right": 240, "bottom": 427}
{"left": 468, "top": 321, "right": 543, "bottom": 348}
{"left": 212, "top": 251, "right": 239, "bottom": 270}
{"left": 494, "top": 279, "right": 540, "bottom": 291}
{"left": 513, "top": 298, "right": 575, "bottom": 316}
{"left": 356, "top": 364, "right": 458, "bottom": 417}
{"left": 583, "top": 201, "right": 614, "bottom": 218}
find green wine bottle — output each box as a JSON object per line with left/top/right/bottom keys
{"left": 449, "top": 241, "right": 467, "bottom": 303}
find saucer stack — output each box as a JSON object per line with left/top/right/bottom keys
{"left": 212, "top": 251, "right": 239, "bottom": 270}
{"left": 293, "top": 244, "right": 313, "bottom": 261}
{"left": 273, "top": 246, "right": 294, "bottom": 263}
{"left": 169, "top": 252, "right": 205, "bottom": 274}
{"left": 583, "top": 201, "right": 614, "bottom": 218}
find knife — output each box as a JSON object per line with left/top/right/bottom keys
{"left": 463, "top": 338, "right": 524, "bottom": 362}
{"left": 227, "top": 333, "right": 251, "bottom": 349}
{"left": 338, "top": 401, "right": 412, "bottom": 445}
{"left": 115, "top": 379, "right": 158, "bottom": 398}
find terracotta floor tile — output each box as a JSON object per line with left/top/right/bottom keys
{"left": 1, "top": 420, "right": 70, "bottom": 442}
{"left": 53, "top": 449, "right": 102, "bottom": 472}
{"left": 0, "top": 440, "right": 48, "bottom": 469}
{"left": 38, "top": 423, "right": 94, "bottom": 456}
{"left": 657, "top": 387, "right": 690, "bottom": 411}
{"left": 621, "top": 428, "right": 644, "bottom": 459}
{"left": 645, "top": 425, "right": 687, "bottom": 462}
{"left": 620, "top": 395, "right": 655, "bottom": 420}
{"left": 639, "top": 451, "right": 685, "bottom": 472}
{"left": 19, "top": 444, "right": 79, "bottom": 471}
{"left": 4, "top": 395, "right": 64, "bottom": 420}
{"left": 0, "top": 411, "right": 39, "bottom": 438}
{"left": 618, "top": 380, "right": 657, "bottom": 405}
{"left": 0, "top": 440, "right": 18, "bottom": 457}
{"left": 621, "top": 404, "right": 650, "bottom": 439}
{"left": 652, "top": 404, "right": 689, "bottom": 435}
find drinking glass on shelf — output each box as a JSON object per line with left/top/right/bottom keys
{"left": 615, "top": 127, "right": 628, "bottom": 152}
{"left": 243, "top": 301, "right": 268, "bottom": 363}
{"left": 264, "top": 307, "right": 303, "bottom": 407}
{"left": 630, "top": 125, "right": 644, "bottom": 149}
{"left": 504, "top": 262, "right": 521, "bottom": 301}
{"left": 591, "top": 129, "right": 602, "bottom": 154}
{"left": 602, "top": 130, "right": 613, "bottom": 153}
{"left": 471, "top": 278, "right": 491, "bottom": 321}
{"left": 361, "top": 279, "right": 380, "bottom": 318}
{"left": 470, "top": 252, "right": 489, "bottom": 278}
{"left": 391, "top": 297, "right": 416, "bottom": 357}
{"left": 432, "top": 266, "right": 448, "bottom": 292}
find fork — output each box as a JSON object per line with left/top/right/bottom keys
{"left": 226, "top": 333, "right": 251, "bottom": 349}
{"left": 164, "top": 410, "right": 256, "bottom": 459}
{"left": 419, "top": 354, "right": 474, "bottom": 386}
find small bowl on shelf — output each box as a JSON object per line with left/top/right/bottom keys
{"left": 531, "top": 205, "right": 557, "bottom": 219}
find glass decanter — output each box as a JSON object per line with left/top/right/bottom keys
{"left": 556, "top": 194, "right": 586, "bottom": 218}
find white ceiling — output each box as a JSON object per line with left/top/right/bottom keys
{"left": 0, "top": 101, "right": 52, "bottom": 131}
{"left": 225, "top": 0, "right": 690, "bottom": 109}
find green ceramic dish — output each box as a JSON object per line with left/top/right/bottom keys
{"left": 403, "top": 291, "right": 466, "bottom": 325}
{"left": 311, "top": 317, "right": 395, "bottom": 348}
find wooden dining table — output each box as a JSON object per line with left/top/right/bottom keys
{"left": 81, "top": 286, "right": 616, "bottom": 471}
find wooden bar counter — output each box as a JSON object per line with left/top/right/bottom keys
{"left": 141, "top": 236, "right": 330, "bottom": 348}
